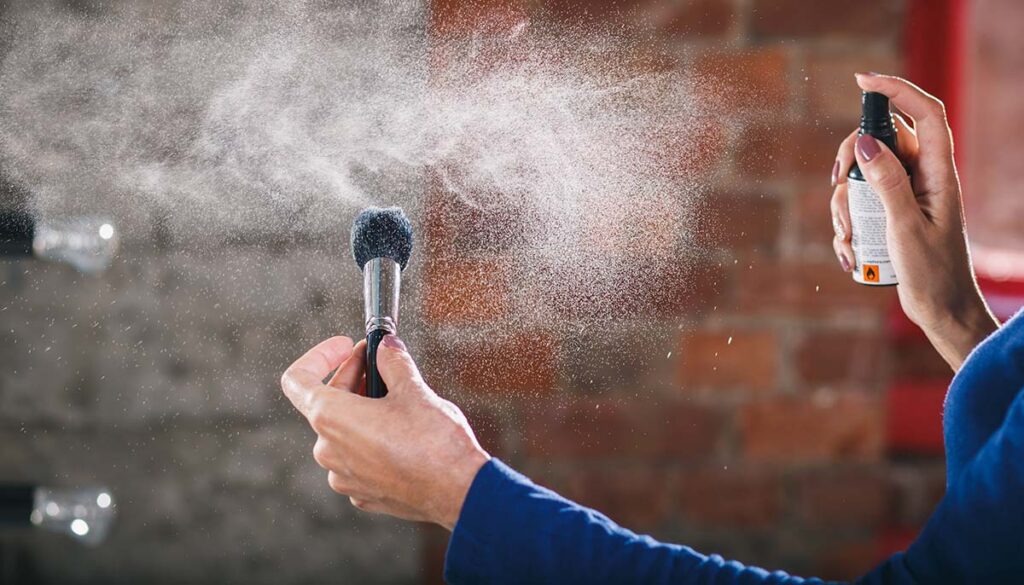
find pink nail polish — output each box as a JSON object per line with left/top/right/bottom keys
{"left": 839, "top": 254, "right": 851, "bottom": 272}
{"left": 381, "top": 334, "right": 407, "bottom": 352}
{"left": 855, "top": 134, "right": 882, "bottom": 162}
{"left": 831, "top": 160, "right": 839, "bottom": 187}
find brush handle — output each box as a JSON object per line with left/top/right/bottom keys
{"left": 366, "top": 329, "right": 388, "bottom": 398}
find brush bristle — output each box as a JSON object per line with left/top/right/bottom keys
{"left": 350, "top": 206, "right": 413, "bottom": 270}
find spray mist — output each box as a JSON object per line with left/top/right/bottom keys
{"left": 848, "top": 91, "right": 906, "bottom": 286}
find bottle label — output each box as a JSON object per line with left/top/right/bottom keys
{"left": 848, "top": 177, "right": 897, "bottom": 285}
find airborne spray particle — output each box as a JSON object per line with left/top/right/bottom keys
{"left": 0, "top": 0, "right": 721, "bottom": 336}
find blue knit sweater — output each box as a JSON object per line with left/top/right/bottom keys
{"left": 445, "top": 310, "right": 1024, "bottom": 584}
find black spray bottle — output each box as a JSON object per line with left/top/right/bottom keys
{"left": 848, "top": 91, "right": 905, "bottom": 286}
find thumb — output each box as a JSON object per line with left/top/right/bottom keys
{"left": 854, "top": 134, "right": 923, "bottom": 225}
{"left": 376, "top": 335, "right": 425, "bottom": 395}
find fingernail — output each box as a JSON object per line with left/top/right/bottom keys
{"left": 831, "top": 160, "right": 840, "bottom": 187}
{"left": 839, "top": 254, "right": 851, "bottom": 272}
{"left": 855, "top": 71, "right": 880, "bottom": 77}
{"left": 856, "top": 134, "right": 881, "bottom": 162}
{"left": 381, "top": 334, "right": 407, "bottom": 352}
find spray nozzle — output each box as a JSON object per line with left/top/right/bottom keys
{"left": 860, "top": 91, "right": 896, "bottom": 150}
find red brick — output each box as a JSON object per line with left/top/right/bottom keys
{"left": 430, "top": 0, "right": 529, "bottom": 36}
{"left": 678, "top": 467, "right": 783, "bottom": 528}
{"left": 524, "top": 398, "right": 724, "bottom": 460}
{"left": 750, "top": 0, "right": 905, "bottom": 39}
{"left": 450, "top": 331, "right": 558, "bottom": 394}
{"left": 735, "top": 121, "right": 849, "bottom": 180}
{"left": 796, "top": 468, "right": 893, "bottom": 528}
{"left": 639, "top": 259, "right": 728, "bottom": 318}
{"left": 558, "top": 466, "right": 675, "bottom": 529}
{"left": 805, "top": 51, "right": 903, "bottom": 123}
{"left": 423, "top": 189, "right": 527, "bottom": 255}
{"left": 539, "top": 258, "right": 725, "bottom": 321}
{"left": 458, "top": 402, "right": 507, "bottom": 456}
{"left": 678, "top": 329, "right": 779, "bottom": 392}
{"left": 795, "top": 330, "right": 888, "bottom": 388}
{"left": 533, "top": 0, "right": 629, "bottom": 22}
{"left": 734, "top": 122, "right": 792, "bottom": 179}
{"left": 421, "top": 256, "right": 511, "bottom": 324}
{"left": 815, "top": 538, "right": 886, "bottom": 582}
{"left": 797, "top": 186, "right": 840, "bottom": 250}
{"left": 645, "top": 0, "right": 737, "bottom": 38}
{"left": 892, "top": 340, "right": 953, "bottom": 380}
{"left": 740, "top": 391, "right": 884, "bottom": 462}
{"left": 733, "top": 256, "right": 898, "bottom": 317}
{"left": 420, "top": 524, "right": 450, "bottom": 585}
{"left": 675, "top": 120, "right": 729, "bottom": 177}
{"left": 693, "top": 48, "right": 789, "bottom": 112}
{"left": 885, "top": 382, "right": 945, "bottom": 456}
{"left": 693, "top": 190, "right": 782, "bottom": 253}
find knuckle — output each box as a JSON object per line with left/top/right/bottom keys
{"left": 869, "top": 168, "right": 908, "bottom": 194}
{"left": 328, "top": 473, "right": 347, "bottom": 494}
{"left": 312, "top": 440, "right": 330, "bottom": 468}
{"left": 307, "top": 402, "right": 330, "bottom": 432}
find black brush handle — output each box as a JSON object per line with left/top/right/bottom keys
{"left": 366, "top": 329, "right": 388, "bottom": 398}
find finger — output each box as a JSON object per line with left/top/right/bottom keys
{"left": 328, "top": 470, "right": 358, "bottom": 495}
{"left": 833, "top": 129, "right": 858, "bottom": 186}
{"left": 833, "top": 235, "right": 855, "bottom": 273}
{"left": 313, "top": 437, "right": 335, "bottom": 470}
{"left": 375, "top": 335, "right": 426, "bottom": 396}
{"left": 350, "top": 496, "right": 381, "bottom": 513}
{"left": 854, "top": 134, "right": 924, "bottom": 226}
{"left": 854, "top": 73, "right": 954, "bottom": 165}
{"left": 281, "top": 337, "right": 355, "bottom": 419}
{"left": 829, "top": 182, "right": 851, "bottom": 243}
{"left": 328, "top": 339, "right": 367, "bottom": 395}
{"left": 284, "top": 336, "right": 355, "bottom": 388}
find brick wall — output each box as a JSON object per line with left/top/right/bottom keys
{"left": 0, "top": 0, "right": 960, "bottom": 583}
{"left": 421, "top": 0, "right": 946, "bottom": 581}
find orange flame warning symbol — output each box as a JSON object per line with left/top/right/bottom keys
{"left": 863, "top": 264, "right": 879, "bottom": 283}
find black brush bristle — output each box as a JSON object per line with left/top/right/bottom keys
{"left": 350, "top": 207, "right": 414, "bottom": 270}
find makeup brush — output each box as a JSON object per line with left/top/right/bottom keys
{"left": 350, "top": 207, "right": 413, "bottom": 398}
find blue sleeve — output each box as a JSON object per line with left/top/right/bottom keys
{"left": 894, "top": 383, "right": 1024, "bottom": 583}
{"left": 445, "top": 459, "right": 836, "bottom": 585}
{"left": 943, "top": 309, "right": 1024, "bottom": 485}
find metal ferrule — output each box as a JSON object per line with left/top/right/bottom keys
{"left": 363, "top": 257, "right": 401, "bottom": 335}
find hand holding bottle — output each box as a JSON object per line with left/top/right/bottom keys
{"left": 830, "top": 73, "right": 998, "bottom": 370}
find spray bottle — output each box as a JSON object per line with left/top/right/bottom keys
{"left": 848, "top": 91, "right": 906, "bottom": 286}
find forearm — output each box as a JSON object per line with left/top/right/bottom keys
{"left": 446, "top": 459, "right": 829, "bottom": 585}
{"left": 921, "top": 291, "right": 999, "bottom": 371}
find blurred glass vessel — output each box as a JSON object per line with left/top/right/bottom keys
{"left": 32, "top": 217, "right": 119, "bottom": 273}
{"left": 30, "top": 486, "right": 117, "bottom": 546}
{"left": 0, "top": 211, "right": 119, "bottom": 273}
{"left": 0, "top": 485, "right": 116, "bottom": 546}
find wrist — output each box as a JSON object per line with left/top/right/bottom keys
{"left": 437, "top": 447, "right": 490, "bottom": 531}
{"left": 920, "top": 292, "right": 998, "bottom": 370}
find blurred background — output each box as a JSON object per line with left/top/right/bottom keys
{"left": 2, "top": 0, "right": 1023, "bottom": 583}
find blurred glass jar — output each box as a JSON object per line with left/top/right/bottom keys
{"left": 0, "top": 484, "right": 116, "bottom": 546}
{"left": 0, "top": 211, "right": 119, "bottom": 273}
{"left": 32, "top": 217, "right": 119, "bottom": 273}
